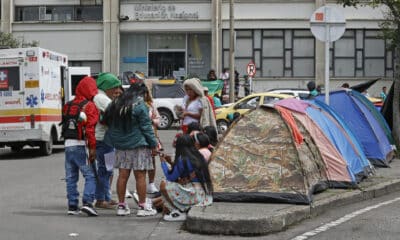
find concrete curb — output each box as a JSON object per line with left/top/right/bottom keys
{"left": 185, "top": 179, "right": 400, "bottom": 236}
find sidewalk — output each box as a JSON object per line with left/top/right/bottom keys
{"left": 186, "top": 158, "right": 400, "bottom": 236}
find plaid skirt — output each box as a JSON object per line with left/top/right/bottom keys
{"left": 162, "top": 181, "right": 213, "bottom": 212}
{"left": 114, "top": 147, "right": 153, "bottom": 170}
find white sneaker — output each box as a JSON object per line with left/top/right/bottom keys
{"left": 137, "top": 204, "right": 157, "bottom": 217}
{"left": 116, "top": 204, "right": 131, "bottom": 216}
{"left": 163, "top": 209, "right": 187, "bottom": 222}
{"left": 146, "top": 183, "right": 159, "bottom": 193}
{"left": 125, "top": 189, "right": 133, "bottom": 198}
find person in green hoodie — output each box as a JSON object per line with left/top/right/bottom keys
{"left": 93, "top": 72, "right": 121, "bottom": 209}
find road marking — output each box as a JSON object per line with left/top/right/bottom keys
{"left": 291, "top": 196, "right": 400, "bottom": 240}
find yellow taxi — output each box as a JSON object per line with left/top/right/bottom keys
{"left": 215, "top": 92, "right": 294, "bottom": 133}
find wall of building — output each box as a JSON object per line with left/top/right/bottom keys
{"left": 1, "top": 0, "right": 394, "bottom": 96}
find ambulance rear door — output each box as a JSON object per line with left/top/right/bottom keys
{"left": 0, "top": 55, "right": 27, "bottom": 130}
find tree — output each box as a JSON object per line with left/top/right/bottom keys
{"left": 0, "top": 32, "right": 39, "bottom": 49}
{"left": 337, "top": 0, "right": 400, "bottom": 154}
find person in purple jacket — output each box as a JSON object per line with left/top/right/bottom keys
{"left": 158, "top": 134, "right": 213, "bottom": 221}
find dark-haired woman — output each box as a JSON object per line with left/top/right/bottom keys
{"left": 104, "top": 83, "right": 158, "bottom": 217}
{"left": 159, "top": 134, "right": 213, "bottom": 221}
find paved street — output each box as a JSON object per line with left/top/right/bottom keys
{"left": 1, "top": 130, "right": 400, "bottom": 240}
{"left": 0, "top": 130, "right": 230, "bottom": 240}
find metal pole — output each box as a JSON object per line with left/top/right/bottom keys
{"left": 324, "top": 7, "right": 330, "bottom": 105}
{"left": 229, "top": 0, "right": 235, "bottom": 103}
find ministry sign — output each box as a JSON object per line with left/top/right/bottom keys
{"left": 131, "top": 4, "right": 200, "bottom": 20}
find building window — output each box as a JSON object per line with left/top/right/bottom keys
{"left": 222, "top": 29, "right": 315, "bottom": 78}
{"left": 69, "top": 61, "right": 102, "bottom": 75}
{"left": 15, "top": 5, "right": 103, "bottom": 22}
{"left": 333, "top": 29, "right": 393, "bottom": 78}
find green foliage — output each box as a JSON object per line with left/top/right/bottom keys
{"left": 338, "top": 0, "right": 400, "bottom": 49}
{"left": 0, "top": 33, "right": 39, "bottom": 49}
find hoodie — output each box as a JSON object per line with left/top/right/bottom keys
{"left": 63, "top": 76, "right": 99, "bottom": 150}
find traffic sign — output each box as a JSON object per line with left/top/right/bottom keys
{"left": 246, "top": 61, "right": 256, "bottom": 77}
{"left": 310, "top": 6, "right": 346, "bottom": 42}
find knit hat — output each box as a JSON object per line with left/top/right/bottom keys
{"left": 96, "top": 72, "right": 121, "bottom": 91}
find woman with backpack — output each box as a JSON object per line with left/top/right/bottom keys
{"left": 103, "top": 82, "right": 158, "bottom": 217}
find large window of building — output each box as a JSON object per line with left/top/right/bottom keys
{"left": 223, "top": 29, "right": 392, "bottom": 79}
{"left": 15, "top": 5, "right": 103, "bottom": 22}
{"left": 332, "top": 29, "right": 394, "bottom": 78}
{"left": 222, "top": 29, "right": 315, "bottom": 78}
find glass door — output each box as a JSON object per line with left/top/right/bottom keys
{"left": 148, "top": 51, "right": 185, "bottom": 79}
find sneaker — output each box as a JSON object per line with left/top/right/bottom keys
{"left": 147, "top": 183, "right": 159, "bottom": 194}
{"left": 67, "top": 206, "right": 80, "bottom": 215}
{"left": 163, "top": 209, "right": 187, "bottom": 222}
{"left": 116, "top": 204, "right": 131, "bottom": 216}
{"left": 125, "top": 189, "right": 133, "bottom": 198}
{"left": 137, "top": 204, "right": 157, "bottom": 217}
{"left": 81, "top": 203, "right": 98, "bottom": 217}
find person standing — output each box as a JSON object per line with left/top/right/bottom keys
{"left": 103, "top": 82, "right": 158, "bottom": 217}
{"left": 180, "top": 78, "right": 204, "bottom": 134}
{"left": 93, "top": 72, "right": 121, "bottom": 209}
{"left": 203, "top": 87, "right": 215, "bottom": 115}
{"left": 141, "top": 84, "right": 161, "bottom": 194}
{"left": 213, "top": 93, "right": 222, "bottom": 108}
{"left": 234, "top": 70, "right": 240, "bottom": 99}
{"left": 380, "top": 86, "right": 387, "bottom": 101}
{"left": 219, "top": 68, "right": 229, "bottom": 96}
{"left": 243, "top": 75, "right": 251, "bottom": 97}
{"left": 206, "top": 69, "right": 217, "bottom": 81}
{"left": 181, "top": 78, "right": 217, "bottom": 133}
{"left": 62, "top": 76, "right": 99, "bottom": 216}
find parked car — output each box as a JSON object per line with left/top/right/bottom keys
{"left": 266, "top": 88, "right": 310, "bottom": 100}
{"left": 152, "top": 83, "right": 185, "bottom": 130}
{"left": 215, "top": 92, "right": 294, "bottom": 133}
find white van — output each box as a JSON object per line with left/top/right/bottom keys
{"left": 0, "top": 47, "right": 90, "bottom": 155}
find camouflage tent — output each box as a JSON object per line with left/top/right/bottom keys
{"left": 210, "top": 106, "right": 329, "bottom": 204}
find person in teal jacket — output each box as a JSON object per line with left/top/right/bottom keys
{"left": 103, "top": 82, "right": 158, "bottom": 217}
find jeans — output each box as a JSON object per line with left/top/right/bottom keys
{"left": 95, "top": 141, "right": 114, "bottom": 202}
{"left": 65, "top": 145, "right": 96, "bottom": 207}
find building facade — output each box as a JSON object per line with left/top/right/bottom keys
{"left": 0, "top": 0, "right": 393, "bottom": 96}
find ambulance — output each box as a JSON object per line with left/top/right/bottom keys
{"left": 0, "top": 47, "right": 89, "bottom": 155}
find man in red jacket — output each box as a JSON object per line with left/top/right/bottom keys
{"left": 62, "top": 76, "right": 99, "bottom": 216}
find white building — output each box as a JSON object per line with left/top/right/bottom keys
{"left": 0, "top": 0, "right": 393, "bottom": 96}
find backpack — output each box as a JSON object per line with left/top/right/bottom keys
{"left": 60, "top": 99, "right": 88, "bottom": 140}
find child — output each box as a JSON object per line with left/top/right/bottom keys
{"left": 193, "top": 132, "right": 212, "bottom": 162}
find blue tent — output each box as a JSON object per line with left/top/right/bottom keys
{"left": 309, "top": 99, "right": 372, "bottom": 181}
{"left": 276, "top": 98, "right": 372, "bottom": 184}
{"left": 316, "top": 90, "right": 394, "bottom": 167}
